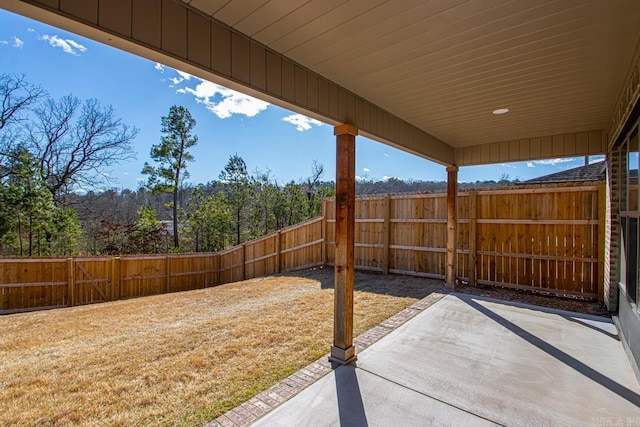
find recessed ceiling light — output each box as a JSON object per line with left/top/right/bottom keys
{"left": 492, "top": 108, "right": 509, "bottom": 115}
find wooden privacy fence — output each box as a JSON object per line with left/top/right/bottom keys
{"left": 0, "top": 218, "right": 324, "bottom": 314}
{"left": 324, "top": 184, "right": 605, "bottom": 299}
{"left": 0, "top": 184, "right": 604, "bottom": 314}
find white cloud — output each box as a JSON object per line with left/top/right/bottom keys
{"left": 123, "top": 172, "right": 129, "bottom": 175}
{"left": 178, "top": 79, "right": 269, "bottom": 118}
{"left": 527, "top": 162, "right": 535, "bottom": 168}
{"left": 27, "top": 27, "right": 35, "bottom": 33}
{"left": 161, "top": 67, "right": 269, "bottom": 119}
{"left": 383, "top": 176, "right": 396, "bottom": 181}
{"left": 65, "top": 38, "right": 86, "bottom": 52}
{"left": 499, "top": 163, "right": 517, "bottom": 169}
{"left": 355, "top": 175, "right": 365, "bottom": 181}
{"left": 40, "top": 34, "right": 87, "bottom": 55}
{"left": 363, "top": 167, "right": 371, "bottom": 172}
{"left": 176, "top": 70, "right": 191, "bottom": 80}
{"left": 0, "top": 36, "right": 24, "bottom": 48}
{"left": 532, "top": 158, "right": 575, "bottom": 166}
{"left": 167, "top": 70, "right": 193, "bottom": 86}
{"left": 282, "top": 114, "right": 323, "bottom": 131}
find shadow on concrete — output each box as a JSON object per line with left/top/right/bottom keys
{"left": 335, "top": 365, "right": 369, "bottom": 427}
{"left": 563, "top": 315, "right": 620, "bottom": 341}
{"left": 461, "top": 295, "right": 640, "bottom": 407}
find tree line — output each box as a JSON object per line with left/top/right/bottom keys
{"left": 0, "top": 73, "right": 513, "bottom": 257}
{"left": 0, "top": 74, "right": 335, "bottom": 255}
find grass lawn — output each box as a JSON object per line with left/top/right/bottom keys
{"left": 0, "top": 267, "right": 443, "bottom": 426}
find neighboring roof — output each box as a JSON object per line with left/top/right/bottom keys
{"left": 524, "top": 161, "right": 606, "bottom": 184}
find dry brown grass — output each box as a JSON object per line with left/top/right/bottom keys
{"left": 0, "top": 267, "right": 443, "bottom": 426}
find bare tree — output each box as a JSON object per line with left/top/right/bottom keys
{"left": 0, "top": 74, "right": 45, "bottom": 178}
{"left": 0, "top": 74, "right": 44, "bottom": 131}
{"left": 305, "top": 160, "right": 325, "bottom": 195}
{"left": 27, "top": 95, "right": 138, "bottom": 202}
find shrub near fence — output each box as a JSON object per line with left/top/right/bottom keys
{"left": 0, "top": 184, "right": 605, "bottom": 314}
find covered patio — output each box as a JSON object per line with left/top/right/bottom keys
{"left": 250, "top": 293, "right": 639, "bottom": 426}
{"left": 2, "top": 0, "right": 640, "bottom": 423}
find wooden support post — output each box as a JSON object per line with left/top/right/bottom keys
{"left": 166, "top": 255, "right": 171, "bottom": 293}
{"left": 276, "top": 231, "right": 282, "bottom": 273}
{"left": 598, "top": 184, "right": 606, "bottom": 302}
{"left": 330, "top": 123, "right": 358, "bottom": 366}
{"left": 110, "top": 257, "right": 120, "bottom": 301}
{"left": 67, "top": 258, "right": 75, "bottom": 307}
{"left": 469, "top": 190, "right": 478, "bottom": 286}
{"left": 446, "top": 165, "right": 458, "bottom": 289}
{"left": 382, "top": 194, "right": 391, "bottom": 274}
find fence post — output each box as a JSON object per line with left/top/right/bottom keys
{"left": 110, "top": 257, "right": 120, "bottom": 301}
{"left": 166, "top": 255, "right": 171, "bottom": 293}
{"left": 276, "top": 231, "right": 282, "bottom": 273}
{"left": 469, "top": 190, "right": 478, "bottom": 286}
{"left": 321, "top": 200, "right": 327, "bottom": 266}
{"left": 242, "top": 244, "right": 246, "bottom": 280}
{"left": 597, "top": 184, "right": 606, "bottom": 302}
{"left": 67, "top": 258, "right": 75, "bottom": 307}
{"left": 214, "top": 253, "right": 221, "bottom": 286}
{"left": 382, "top": 194, "right": 391, "bottom": 274}
{"left": 445, "top": 166, "right": 458, "bottom": 287}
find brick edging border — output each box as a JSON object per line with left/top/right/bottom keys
{"left": 206, "top": 292, "right": 448, "bottom": 427}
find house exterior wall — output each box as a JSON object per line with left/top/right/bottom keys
{"left": 610, "top": 107, "right": 640, "bottom": 379}
{"left": 617, "top": 287, "right": 640, "bottom": 379}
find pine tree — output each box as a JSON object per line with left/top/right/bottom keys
{"left": 142, "top": 105, "right": 197, "bottom": 248}
{"left": 219, "top": 154, "right": 250, "bottom": 246}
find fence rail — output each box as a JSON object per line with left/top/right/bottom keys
{"left": 0, "top": 217, "right": 325, "bottom": 314}
{"left": 0, "top": 184, "right": 604, "bottom": 314}
{"left": 323, "top": 184, "right": 605, "bottom": 300}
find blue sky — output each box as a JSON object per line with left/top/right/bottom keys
{"left": 0, "top": 8, "right": 600, "bottom": 191}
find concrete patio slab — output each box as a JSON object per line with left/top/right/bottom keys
{"left": 252, "top": 294, "right": 640, "bottom": 426}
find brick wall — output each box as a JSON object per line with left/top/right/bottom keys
{"left": 605, "top": 145, "right": 624, "bottom": 311}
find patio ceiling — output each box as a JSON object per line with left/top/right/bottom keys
{"left": 184, "top": 0, "right": 639, "bottom": 147}
{"left": 2, "top": 0, "right": 640, "bottom": 165}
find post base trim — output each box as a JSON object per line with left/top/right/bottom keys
{"left": 329, "top": 345, "right": 357, "bottom": 366}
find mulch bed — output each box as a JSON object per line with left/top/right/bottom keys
{"left": 455, "top": 283, "right": 610, "bottom": 317}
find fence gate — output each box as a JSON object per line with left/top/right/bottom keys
{"left": 72, "top": 259, "right": 111, "bottom": 306}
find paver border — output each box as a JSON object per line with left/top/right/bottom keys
{"left": 206, "top": 292, "right": 448, "bottom": 427}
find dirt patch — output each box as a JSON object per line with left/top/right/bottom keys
{"left": 454, "top": 283, "right": 609, "bottom": 317}
{"left": 297, "top": 266, "right": 609, "bottom": 317}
